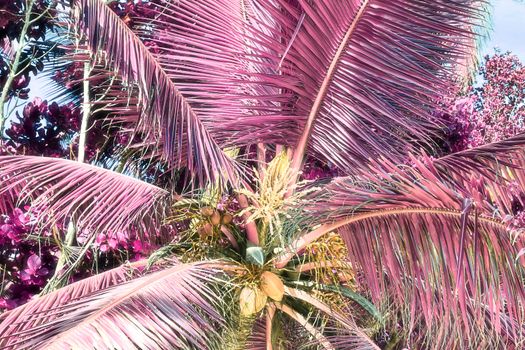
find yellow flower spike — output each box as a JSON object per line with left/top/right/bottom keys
{"left": 303, "top": 231, "right": 356, "bottom": 287}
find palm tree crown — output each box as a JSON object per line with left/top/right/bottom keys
{"left": 1, "top": 0, "right": 525, "bottom": 349}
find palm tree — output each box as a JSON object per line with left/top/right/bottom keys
{"left": 1, "top": 0, "right": 524, "bottom": 348}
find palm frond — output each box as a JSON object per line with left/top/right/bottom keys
{"left": 0, "top": 156, "right": 170, "bottom": 237}
{"left": 285, "top": 286, "right": 379, "bottom": 350}
{"left": 434, "top": 132, "right": 525, "bottom": 216}
{"left": 74, "top": 0, "right": 239, "bottom": 184}
{"left": 0, "top": 260, "right": 230, "bottom": 349}
{"left": 294, "top": 154, "right": 525, "bottom": 347}
{"left": 134, "top": 0, "right": 300, "bottom": 147}
{"left": 246, "top": 0, "right": 488, "bottom": 176}
{"left": 244, "top": 316, "right": 268, "bottom": 350}
{"left": 274, "top": 302, "right": 335, "bottom": 350}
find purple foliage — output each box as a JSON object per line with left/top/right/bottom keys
{"left": 5, "top": 98, "right": 80, "bottom": 157}
{"left": 0, "top": 0, "right": 55, "bottom": 100}
{"left": 0, "top": 2, "right": 156, "bottom": 309}
{"left": 0, "top": 206, "right": 56, "bottom": 310}
{"left": 302, "top": 157, "right": 339, "bottom": 181}
{"left": 443, "top": 52, "right": 525, "bottom": 151}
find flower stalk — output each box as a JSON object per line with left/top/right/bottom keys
{"left": 43, "top": 61, "right": 92, "bottom": 293}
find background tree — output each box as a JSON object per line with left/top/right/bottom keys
{"left": 444, "top": 51, "right": 525, "bottom": 151}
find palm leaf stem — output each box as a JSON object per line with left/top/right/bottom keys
{"left": 44, "top": 60, "right": 93, "bottom": 293}
{"left": 238, "top": 193, "right": 259, "bottom": 244}
{"left": 77, "top": 61, "right": 92, "bottom": 164}
{"left": 295, "top": 261, "right": 349, "bottom": 273}
{"left": 257, "top": 143, "right": 267, "bottom": 180}
{"left": 291, "top": 281, "right": 383, "bottom": 324}
{"left": 266, "top": 304, "right": 275, "bottom": 350}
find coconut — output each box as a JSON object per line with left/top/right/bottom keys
{"left": 210, "top": 211, "right": 221, "bottom": 225}
{"left": 198, "top": 223, "right": 213, "bottom": 237}
{"left": 260, "top": 271, "right": 284, "bottom": 302}
{"left": 239, "top": 286, "right": 267, "bottom": 316}
{"left": 222, "top": 213, "right": 233, "bottom": 225}
{"left": 200, "top": 206, "right": 214, "bottom": 217}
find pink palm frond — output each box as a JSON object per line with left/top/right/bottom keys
{"left": 0, "top": 260, "right": 230, "bottom": 349}
{"left": 246, "top": 0, "right": 487, "bottom": 176}
{"left": 284, "top": 286, "right": 379, "bottom": 349}
{"left": 0, "top": 156, "right": 170, "bottom": 237}
{"left": 132, "top": 0, "right": 300, "bottom": 147}
{"left": 75, "top": 0, "right": 239, "bottom": 184}
{"left": 434, "top": 132, "right": 525, "bottom": 215}
{"left": 292, "top": 148, "right": 525, "bottom": 347}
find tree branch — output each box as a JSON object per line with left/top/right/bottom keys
{"left": 0, "top": 0, "right": 35, "bottom": 131}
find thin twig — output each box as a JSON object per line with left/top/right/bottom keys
{"left": 0, "top": 0, "right": 35, "bottom": 131}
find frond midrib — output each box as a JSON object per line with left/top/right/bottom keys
{"left": 274, "top": 206, "right": 506, "bottom": 268}
{"left": 290, "top": 0, "right": 371, "bottom": 181}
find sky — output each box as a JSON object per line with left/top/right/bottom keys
{"left": 483, "top": 0, "right": 525, "bottom": 59}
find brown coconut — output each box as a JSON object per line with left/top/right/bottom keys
{"left": 260, "top": 271, "right": 284, "bottom": 302}
{"left": 239, "top": 286, "right": 267, "bottom": 316}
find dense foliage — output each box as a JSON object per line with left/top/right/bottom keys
{"left": 0, "top": 1, "right": 525, "bottom": 349}
{"left": 444, "top": 51, "right": 525, "bottom": 152}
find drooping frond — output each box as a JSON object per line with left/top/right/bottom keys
{"left": 285, "top": 287, "right": 379, "bottom": 350}
{"left": 0, "top": 156, "right": 170, "bottom": 236}
{"left": 132, "top": 0, "right": 300, "bottom": 147}
{"left": 284, "top": 149, "right": 525, "bottom": 347}
{"left": 0, "top": 260, "right": 230, "bottom": 349}
{"left": 246, "top": 0, "right": 488, "bottom": 176}
{"left": 0, "top": 260, "right": 149, "bottom": 325}
{"left": 74, "top": 0, "right": 240, "bottom": 184}
{"left": 434, "top": 132, "right": 525, "bottom": 216}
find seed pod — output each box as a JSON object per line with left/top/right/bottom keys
{"left": 200, "top": 206, "right": 214, "bottom": 217}
{"left": 210, "top": 211, "right": 221, "bottom": 226}
{"left": 222, "top": 213, "right": 233, "bottom": 225}
{"left": 260, "top": 271, "right": 284, "bottom": 302}
{"left": 198, "top": 222, "right": 213, "bottom": 237}
{"left": 239, "top": 286, "right": 267, "bottom": 316}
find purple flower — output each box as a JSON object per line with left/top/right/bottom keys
{"left": 20, "top": 255, "right": 49, "bottom": 286}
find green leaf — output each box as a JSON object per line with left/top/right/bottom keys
{"left": 290, "top": 281, "right": 383, "bottom": 324}
{"left": 245, "top": 245, "right": 265, "bottom": 267}
{"left": 319, "top": 284, "right": 383, "bottom": 325}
